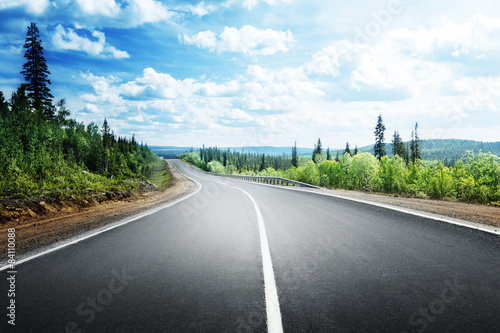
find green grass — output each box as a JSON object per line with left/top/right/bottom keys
{"left": 148, "top": 159, "right": 171, "bottom": 191}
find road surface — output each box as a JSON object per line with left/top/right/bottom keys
{"left": 2, "top": 159, "right": 500, "bottom": 332}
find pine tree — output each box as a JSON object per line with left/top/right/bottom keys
{"left": 101, "top": 118, "right": 112, "bottom": 173}
{"left": 291, "top": 141, "right": 298, "bottom": 167}
{"left": 326, "top": 147, "right": 331, "bottom": 160}
{"left": 259, "top": 153, "right": 266, "bottom": 171}
{"left": 392, "top": 131, "right": 406, "bottom": 157}
{"left": 344, "top": 142, "right": 351, "bottom": 156}
{"left": 374, "top": 114, "right": 386, "bottom": 160}
{"left": 21, "top": 23, "right": 53, "bottom": 118}
{"left": 410, "top": 122, "right": 421, "bottom": 163}
{"left": 0, "top": 91, "right": 9, "bottom": 118}
{"left": 354, "top": 145, "right": 359, "bottom": 155}
{"left": 312, "top": 138, "right": 322, "bottom": 162}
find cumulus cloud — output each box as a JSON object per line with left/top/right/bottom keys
{"left": 52, "top": 25, "right": 130, "bottom": 59}
{"left": 0, "top": 0, "right": 50, "bottom": 14}
{"left": 75, "top": 0, "right": 120, "bottom": 17}
{"left": 181, "top": 25, "right": 295, "bottom": 56}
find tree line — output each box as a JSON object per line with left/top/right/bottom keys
{"left": 181, "top": 115, "right": 500, "bottom": 204}
{"left": 0, "top": 23, "right": 157, "bottom": 198}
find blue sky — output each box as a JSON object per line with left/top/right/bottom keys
{"left": 1, "top": 0, "right": 500, "bottom": 148}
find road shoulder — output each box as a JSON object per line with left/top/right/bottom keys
{"left": 0, "top": 160, "right": 196, "bottom": 261}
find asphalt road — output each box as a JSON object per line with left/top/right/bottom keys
{"left": 2, "top": 159, "right": 500, "bottom": 332}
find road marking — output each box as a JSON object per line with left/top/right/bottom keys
{"left": 179, "top": 161, "right": 500, "bottom": 236}
{"left": 176, "top": 161, "right": 284, "bottom": 333}
{"left": 235, "top": 187, "right": 284, "bottom": 333}
{"left": 0, "top": 161, "right": 202, "bottom": 272}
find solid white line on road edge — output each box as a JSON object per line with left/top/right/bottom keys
{"left": 179, "top": 161, "right": 500, "bottom": 236}
{"left": 235, "top": 187, "right": 284, "bottom": 333}
{"left": 176, "top": 161, "right": 284, "bottom": 333}
{"left": 0, "top": 161, "right": 203, "bottom": 272}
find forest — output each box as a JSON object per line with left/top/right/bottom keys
{"left": 181, "top": 119, "right": 500, "bottom": 205}
{"left": 0, "top": 23, "right": 157, "bottom": 199}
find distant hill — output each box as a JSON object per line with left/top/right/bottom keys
{"left": 152, "top": 140, "right": 500, "bottom": 162}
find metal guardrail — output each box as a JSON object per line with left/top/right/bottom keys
{"left": 182, "top": 162, "right": 321, "bottom": 189}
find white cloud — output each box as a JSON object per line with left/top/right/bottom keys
{"left": 52, "top": 25, "right": 130, "bottom": 59}
{"left": 75, "top": 0, "right": 120, "bottom": 17}
{"left": 183, "top": 1, "right": 216, "bottom": 17}
{"left": 305, "top": 40, "right": 364, "bottom": 77}
{"left": 0, "top": 0, "right": 49, "bottom": 14}
{"left": 237, "top": 0, "right": 292, "bottom": 10}
{"left": 181, "top": 25, "right": 295, "bottom": 56}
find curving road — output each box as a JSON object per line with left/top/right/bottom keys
{"left": 2, "top": 159, "right": 500, "bottom": 332}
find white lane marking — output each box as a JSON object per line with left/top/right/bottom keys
{"left": 0, "top": 162, "right": 202, "bottom": 272}
{"left": 179, "top": 161, "right": 500, "bottom": 236}
{"left": 235, "top": 187, "right": 284, "bottom": 333}
{"left": 176, "top": 161, "right": 284, "bottom": 333}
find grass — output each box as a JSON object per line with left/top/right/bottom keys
{"left": 148, "top": 159, "right": 171, "bottom": 191}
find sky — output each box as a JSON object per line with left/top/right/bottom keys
{"left": 1, "top": 0, "right": 500, "bottom": 149}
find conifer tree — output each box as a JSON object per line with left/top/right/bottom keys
{"left": 259, "top": 153, "right": 266, "bottom": 171}
{"left": 392, "top": 131, "right": 406, "bottom": 157}
{"left": 326, "top": 147, "right": 331, "bottom": 160}
{"left": 374, "top": 114, "right": 386, "bottom": 160}
{"left": 291, "top": 141, "right": 298, "bottom": 167}
{"left": 410, "top": 122, "right": 421, "bottom": 163}
{"left": 354, "top": 145, "right": 359, "bottom": 155}
{"left": 312, "top": 138, "right": 322, "bottom": 162}
{"left": 21, "top": 23, "right": 53, "bottom": 117}
{"left": 344, "top": 142, "right": 351, "bottom": 156}
{"left": 0, "top": 91, "right": 9, "bottom": 118}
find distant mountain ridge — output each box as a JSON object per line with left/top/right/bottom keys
{"left": 151, "top": 139, "right": 500, "bottom": 161}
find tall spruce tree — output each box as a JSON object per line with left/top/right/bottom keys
{"left": 392, "top": 131, "right": 406, "bottom": 157}
{"left": 326, "top": 147, "right": 331, "bottom": 160}
{"left": 291, "top": 141, "right": 298, "bottom": 167}
{"left": 344, "top": 142, "right": 351, "bottom": 156}
{"left": 312, "top": 138, "right": 322, "bottom": 162}
{"left": 354, "top": 145, "right": 359, "bottom": 155}
{"left": 410, "top": 122, "right": 421, "bottom": 163}
{"left": 374, "top": 114, "right": 386, "bottom": 160}
{"left": 0, "top": 91, "right": 9, "bottom": 118}
{"left": 21, "top": 23, "right": 53, "bottom": 118}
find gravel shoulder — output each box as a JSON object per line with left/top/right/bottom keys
{"left": 320, "top": 187, "right": 500, "bottom": 232}
{"left": 0, "top": 161, "right": 196, "bottom": 261}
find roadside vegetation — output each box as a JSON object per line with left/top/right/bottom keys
{"left": 181, "top": 117, "right": 500, "bottom": 205}
{"left": 0, "top": 23, "right": 161, "bottom": 200}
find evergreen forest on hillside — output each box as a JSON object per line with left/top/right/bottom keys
{"left": 0, "top": 23, "right": 158, "bottom": 199}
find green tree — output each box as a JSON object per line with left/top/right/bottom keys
{"left": 21, "top": 23, "right": 53, "bottom": 117}
{"left": 259, "top": 153, "right": 266, "bottom": 171}
{"left": 312, "top": 138, "right": 322, "bottom": 163}
{"left": 374, "top": 114, "right": 386, "bottom": 160}
{"left": 326, "top": 147, "right": 331, "bottom": 160}
{"left": 354, "top": 145, "right": 359, "bottom": 155}
{"left": 410, "top": 122, "right": 421, "bottom": 164}
{"left": 344, "top": 142, "right": 352, "bottom": 156}
{"left": 291, "top": 141, "right": 298, "bottom": 167}
{"left": 0, "top": 91, "right": 9, "bottom": 118}
{"left": 392, "top": 131, "right": 407, "bottom": 158}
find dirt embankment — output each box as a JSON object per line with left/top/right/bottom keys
{"left": 0, "top": 161, "right": 196, "bottom": 258}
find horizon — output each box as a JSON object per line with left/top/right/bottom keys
{"left": 1, "top": 1, "right": 499, "bottom": 147}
